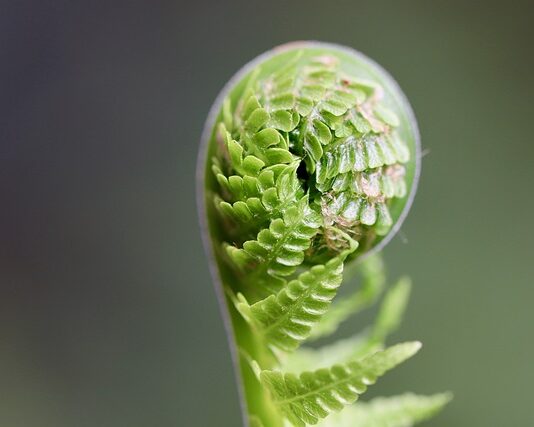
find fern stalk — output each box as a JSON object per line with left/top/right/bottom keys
{"left": 198, "top": 41, "right": 449, "bottom": 427}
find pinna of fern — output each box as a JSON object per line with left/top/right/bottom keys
{"left": 198, "top": 42, "right": 450, "bottom": 427}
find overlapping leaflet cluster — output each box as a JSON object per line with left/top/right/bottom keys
{"left": 208, "top": 51, "right": 448, "bottom": 426}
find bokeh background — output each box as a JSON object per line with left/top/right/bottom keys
{"left": 2, "top": 0, "right": 533, "bottom": 425}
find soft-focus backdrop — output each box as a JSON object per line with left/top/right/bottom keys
{"left": 2, "top": 1, "right": 533, "bottom": 426}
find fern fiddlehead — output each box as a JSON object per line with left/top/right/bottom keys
{"left": 198, "top": 42, "right": 449, "bottom": 427}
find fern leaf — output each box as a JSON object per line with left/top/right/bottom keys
{"left": 201, "top": 45, "right": 443, "bottom": 427}
{"left": 309, "top": 255, "right": 385, "bottom": 340}
{"left": 280, "top": 331, "right": 380, "bottom": 373}
{"left": 261, "top": 342, "right": 421, "bottom": 427}
{"left": 227, "top": 194, "right": 322, "bottom": 294}
{"left": 284, "top": 277, "right": 412, "bottom": 372}
{"left": 215, "top": 163, "right": 303, "bottom": 232}
{"left": 318, "top": 393, "right": 452, "bottom": 427}
{"left": 370, "top": 277, "right": 411, "bottom": 345}
{"left": 237, "top": 246, "right": 355, "bottom": 352}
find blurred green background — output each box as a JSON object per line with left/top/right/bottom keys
{"left": 1, "top": 0, "right": 533, "bottom": 426}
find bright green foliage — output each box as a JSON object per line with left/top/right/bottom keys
{"left": 214, "top": 50, "right": 411, "bottom": 259}
{"left": 281, "top": 330, "right": 383, "bottom": 374}
{"left": 370, "top": 277, "right": 411, "bottom": 345}
{"left": 237, "top": 245, "right": 354, "bottom": 352}
{"left": 281, "top": 274, "right": 412, "bottom": 372}
{"left": 318, "top": 393, "right": 453, "bottom": 427}
{"left": 309, "top": 255, "right": 386, "bottom": 340}
{"left": 201, "top": 45, "right": 449, "bottom": 427}
{"left": 227, "top": 194, "right": 322, "bottom": 295}
{"left": 261, "top": 342, "right": 421, "bottom": 427}
{"left": 249, "top": 416, "right": 266, "bottom": 427}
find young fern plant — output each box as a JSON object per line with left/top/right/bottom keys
{"left": 198, "top": 42, "right": 450, "bottom": 427}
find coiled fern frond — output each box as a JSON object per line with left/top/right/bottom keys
{"left": 198, "top": 42, "right": 449, "bottom": 427}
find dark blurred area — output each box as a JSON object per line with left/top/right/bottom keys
{"left": 1, "top": 1, "right": 533, "bottom": 425}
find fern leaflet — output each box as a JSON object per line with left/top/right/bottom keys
{"left": 237, "top": 243, "right": 355, "bottom": 351}
{"left": 318, "top": 393, "right": 452, "bottom": 427}
{"left": 261, "top": 342, "right": 422, "bottom": 426}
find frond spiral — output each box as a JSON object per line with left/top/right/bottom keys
{"left": 199, "top": 42, "right": 448, "bottom": 427}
